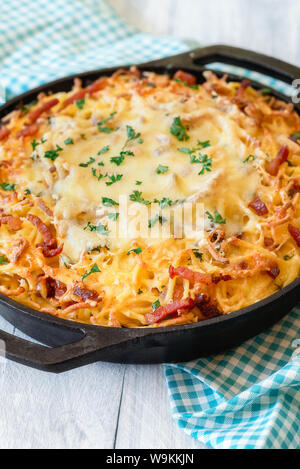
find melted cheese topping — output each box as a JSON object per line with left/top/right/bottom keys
{"left": 0, "top": 69, "right": 299, "bottom": 328}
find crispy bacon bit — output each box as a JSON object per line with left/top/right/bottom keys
{"left": 0, "top": 215, "right": 22, "bottom": 231}
{"left": 169, "top": 265, "right": 213, "bottom": 285}
{"left": 73, "top": 285, "right": 99, "bottom": 302}
{"left": 10, "top": 238, "right": 29, "bottom": 263}
{"left": 264, "top": 237, "right": 274, "bottom": 248}
{"left": 212, "top": 274, "right": 232, "bottom": 284}
{"left": 174, "top": 70, "right": 197, "bottom": 86}
{"left": 16, "top": 122, "right": 39, "bottom": 138}
{"left": 195, "top": 294, "right": 222, "bottom": 319}
{"left": 37, "top": 198, "right": 53, "bottom": 217}
{"left": 0, "top": 126, "right": 10, "bottom": 141}
{"left": 267, "top": 263, "right": 280, "bottom": 279}
{"left": 145, "top": 297, "right": 196, "bottom": 325}
{"left": 27, "top": 98, "right": 59, "bottom": 123}
{"left": 266, "top": 145, "right": 289, "bottom": 176}
{"left": 236, "top": 79, "right": 251, "bottom": 99}
{"left": 46, "top": 278, "right": 67, "bottom": 298}
{"left": 62, "top": 78, "right": 108, "bottom": 109}
{"left": 39, "top": 243, "right": 63, "bottom": 258}
{"left": 249, "top": 197, "right": 269, "bottom": 216}
{"left": 27, "top": 214, "right": 55, "bottom": 247}
{"left": 288, "top": 224, "right": 300, "bottom": 247}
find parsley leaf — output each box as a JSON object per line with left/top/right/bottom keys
{"left": 110, "top": 151, "right": 134, "bottom": 166}
{"left": 136, "top": 181, "right": 143, "bottom": 186}
{"left": 123, "top": 125, "right": 142, "bottom": 148}
{"left": 129, "top": 191, "right": 151, "bottom": 205}
{"left": 91, "top": 168, "right": 107, "bottom": 181}
{"left": 79, "top": 157, "right": 95, "bottom": 167}
{"left": 24, "top": 188, "right": 31, "bottom": 195}
{"left": 97, "top": 112, "right": 116, "bottom": 133}
{"left": 170, "top": 116, "right": 189, "bottom": 141}
{"left": 291, "top": 132, "right": 300, "bottom": 139}
{"left": 156, "top": 164, "right": 169, "bottom": 175}
{"left": 153, "top": 197, "right": 172, "bottom": 209}
{"left": 31, "top": 138, "right": 40, "bottom": 151}
{"left": 190, "top": 154, "right": 212, "bottom": 175}
{"left": 84, "top": 222, "right": 110, "bottom": 235}
{"left": 152, "top": 299, "right": 161, "bottom": 311}
{"left": 0, "top": 255, "right": 9, "bottom": 265}
{"left": 102, "top": 197, "right": 119, "bottom": 207}
{"left": 206, "top": 209, "right": 226, "bottom": 225}
{"left": 260, "top": 88, "right": 272, "bottom": 96}
{"left": 192, "top": 250, "right": 203, "bottom": 261}
{"left": 82, "top": 263, "right": 101, "bottom": 281}
{"left": 64, "top": 138, "right": 74, "bottom": 145}
{"left": 106, "top": 174, "right": 123, "bottom": 186}
{"left": 178, "top": 140, "right": 211, "bottom": 155}
{"left": 75, "top": 99, "right": 85, "bottom": 110}
{"left": 108, "top": 213, "right": 119, "bottom": 221}
{"left": 243, "top": 154, "right": 257, "bottom": 163}
{"left": 98, "top": 145, "right": 110, "bottom": 155}
{"left": 0, "top": 182, "right": 15, "bottom": 191}
{"left": 44, "top": 145, "right": 63, "bottom": 161}
{"left": 148, "top": 214, "right": 166, "bottom": 228}
{"left": 127, "top": 248, "right": 142, "bottom": 256}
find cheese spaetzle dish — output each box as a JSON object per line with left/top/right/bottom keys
{"left": 0, "top": 68, "right": 299, "bottom": 328}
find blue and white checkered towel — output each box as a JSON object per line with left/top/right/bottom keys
{"left": 1, "top": 0, "right": 299, "bottom": 450}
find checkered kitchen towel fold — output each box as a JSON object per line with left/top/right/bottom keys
{"left": 0, "top": 0, "right": 299, "bottom": 450}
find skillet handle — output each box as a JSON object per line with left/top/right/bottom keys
{"left": 189, "top": 45, "right": 300, "bottom": 83}
{"left": 148, "top": 45, "right": 300, "bottom": 84}
{"left": 0, "top": 326, "right": 147, "bottom": 373}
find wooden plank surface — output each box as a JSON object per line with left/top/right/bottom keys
{"left": 0, "top": 0, "right": 298, "bottom": 450}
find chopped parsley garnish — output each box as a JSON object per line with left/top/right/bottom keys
{"left": 137, "top": 288, "right": 143, "bottom": 295}
{"left": 0, "top": 255, "right": 9, "bottom": 265}
{"left": 129, "top": 190, "right": 151, "bottom": 205}
{"left": 291, "top": 132, "right": 300, "bottom": 139}
{"left": 84, "top": 222, "right": 110, "bottom": 236}
{"left": 156, "top": 164, "right": 169, "bottom": 175}
{"left": 243, "top": 154, "right": 257, "bottom": 163}
{"left": 31, "top": 138, "right": 40, "bottom": 151}
{"left": 260, "top": 88, "right": 272, "bottom": 96}
{"left": 24, "top": 188, "right": 31, "bottom": 195}
{"left": 154, "top": 197, "right": 172, "bottom": 209}
{"left": 192, "top": 250, "right": 204, "bottom": 261}
{"left": 127, "top": 248, "right": 142, "bottom": 256}
{"left": 206, "top": 209, "right": 226, "bottom": 225}
{"left": 79, "top": 157, "right": 95, "bottom": 167}
{"left": 97, "top": 112, "right": 116, "bottom": 133}
{"left": 98, "top": 145, "right": 110, "bottom": 155}
{"left": 170, "top": 116, "right": 189, "bottom": 141}
{"left": 75, "top": 99, "right": 85, "bottom": 110}
{"left": 148, "top": 214, "right": 166, "bottom": 228}
{"left": 102, "top": 197, "right": 119, "bottom": 207}
{"left": 136, "top": 181, "right": 143, "bottom": 186}
{"left": 152, "top": 299, "right": 161, "bottom": 311}
{"left": 146, "top": 83, "right": 156, "bottom": 88}
{"left": 21, "top": 99, "right": 37, "bottom": 114}
{"left": 178, "top": 140, "right": 211, "bottom": 155}
{"left": 91, "top": 168, "right": 107, "bottom": 181}
{"left": 82, "top": 263, "right": 101, "bottom": 281}
{"left": 284, "top": 254, "right": 294, "bottom": 261}
{"left": 123, "top": 125, "right": 142, "bottom": 148}
{"left": 64, "top": 138, "right": 74, "bottom": 145}
{"left": 106, "top": 174, "right": 123, "bottom": 186}
{"left": 98, "top": 161, "right": 105, "bottom": 167}
{"left": 0, "top": 182, "right": 15, "bottom": 191}
{"left": 110, "top": 151, "right": 134, "bottom": 166}
{"left": 190, "top": 153, "right": 212, "bottom": 174}
{"left": 174, "top": 78, "right": 199, "bottom": 90}
{"left": 44, "top": 145, "right": 63, "bottom": 161}
{"left": 80, "top": 134, "right": 87, "bottom": 140}
{"left": 108, "top": 213, "right": 119, "bottom": 221}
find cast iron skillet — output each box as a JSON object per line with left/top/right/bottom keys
{"left": 0, "top": 45, "right": 299, "bottom": 373}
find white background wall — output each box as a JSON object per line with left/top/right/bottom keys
{"left": 110, "top": 0, "right": 300, "bottom": 66}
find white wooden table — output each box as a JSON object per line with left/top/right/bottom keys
{"left": 0, "top": 0, "right": 299, "bottom": 450}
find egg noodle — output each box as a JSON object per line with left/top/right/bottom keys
{"left": 0, "top": 68, "right": 299, "bottom": 328}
